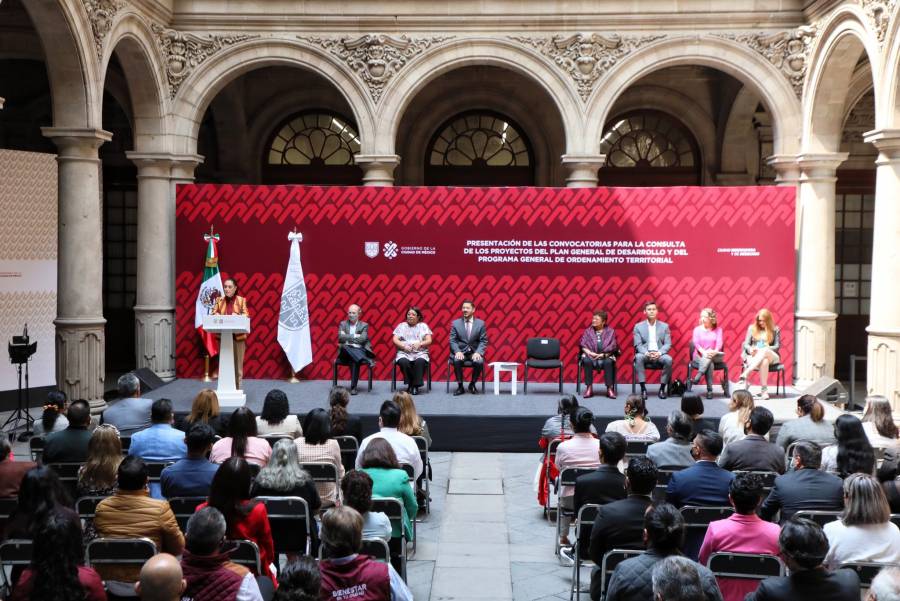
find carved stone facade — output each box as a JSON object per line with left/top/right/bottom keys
{"left": 860, "top": 0, "right": 897, "bottom": 43}
{"left": 56, "top": 324, "right": 107, "bottom": 413}
{"left": 510, "top": 33, "right": 666, "bottom": 101}
{"left": 135, "top": 310, "right": 175, "bottom": 380}
{"left": 151, "top": 25, "right": 257, "bottom": 98}
{"left": 300, "top": 34, "right": 454, "bottom": 103}
{"left": 718, "top": 27, "right": 817, "bottom": 97}
{"left": 83, "top": 0, "right": 126, "bottom": 57}
{"left": 794, "top": 315, "right": 837, "bottom": 384}
{"left": 843, "top": 90, "right": 876, "bottom": 143}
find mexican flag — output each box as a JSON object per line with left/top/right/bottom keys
{"left": 195, "top": 231, "right": 224, "bottom": 356}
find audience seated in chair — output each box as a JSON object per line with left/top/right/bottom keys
{"left": 76, "top": 424, "right": 122, "bottom": 499}
{"left": 295, "top": 408, "right": 344, "bottom": 507}
{"left": 717, "top": 407, "right": 785, "bottom": 474}
{"left": 250, "top": 438, "right": 321, "bottom": 517}
{"left": 5, "top": 466, "right": 74, "bottom": 542}
{"left": 359, "top": 438, "right": 417, "bottom": 541}
{"left": 42, "top": 399, "right": 93, "bottom": 464}
{"left": 605, "top": 395, "right": 660, "bottom": 442}
{"left": 666, "top": 430, "right": 734, "bottom": 508}
{"left": 198, "top": 458, "right": 276, "bottom": 584}
{"left": 698, "top": 472, "right": 781, "bottom": 601}
{"left": 820, "top": 414, "right": 876, "bottom": 477}
{"left": 175, "top": 389, "right": 228, "bottom": 437}
{"left": 745, "top": 517, "right": 860, "bottom": 601}
{"left": 555, "top": 408, "right": 604, "bottom": 547}
{"left": 868, "top": 566, "right": 900, "bottom": 601}
{"left": 179, "top": 506, "right": 268, "bottom": 601}
{"left": 94, "top": 456, "right": 185, "bottom": 596}
{"left": 356, "top": 400, "right": 423, "bottom": 482}
{"left": 33, "top": 389, "right": 69, "bottom": 436}
{"left": 597, "top": 502, "right": 723, "bottom": 601}
{"left": 717, "top": 389, "right": 755, "bottom": 448}
{"left": 759, "top": 441, "right": 844, "bottom": 524}
{"left": 135, "top": 553, "right": 185, "bottom": 601}
{"left": 573, "top": 430, "right": 627, "bottom": 520}
{"left": 647, "top": 411, "right": 696, "bottom": 469}
{"left": 588, "top": 456, "right": 658, "bottom": 598}
{"left": 101, "top": 373, "right": 153, "bottom": 435}
{"left": 0, "top": 433, "right": 34, "bottom": 498}
{"left": 652, "top": 555, "right": 712, "bottom": 601}
{"left": 255, "top": 389, "right": 303, "bottom": 438}
{"left": 318, "top": 506, "right": 412, "bottom": 601}
{"left": 160, "top": 423, "right": 219, "bottom": 499}
{"left": 9, "top": 510, "right": 105, "bottom": 601}
{"left": 774, "top": 395, "right": 835, "bottom": 450}
{"left": 129, "top": 398, "right": 187, "bottom": 463}
{"left": 328, "top": 387, "right": 363, "bottom": 443}
{"left": 861, "top": 396, "right": 900, "bottom": 450}
{"left": 210, "top": 407, "right": 272, "bottom": 468}
{"left": 272, "top": 556, "right": 320, "bottom": 601}
{"left": 341, "top": 470, "right": 391, "bottom": 542}
{"left": 823, "top": 473, "right": 900, "bottom": 569}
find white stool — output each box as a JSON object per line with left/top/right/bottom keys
{"left": 490, "top": 361, "right": 520, "bottom": 395}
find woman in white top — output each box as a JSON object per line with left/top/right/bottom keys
{"left": 861, "top": 395, "right": 900, "bottom": 449}
{"left": 255, "top": 389, "right": 303, "bottom": 438}
{"left": 33, "top": 390, "right": 69, "bottom": 436}
{"left": 824, "top": 473, "right": 900, "bottom": 569}
{"left": 718, "top": 389, "right": 754, "bottom": 447}
{"left": 606, "top": 395, "right": 660, "bottom": 442}
{"left": 392, "top": 307, "right": 433, "bottom": 395}
{"left": 821, "top": 414, "right": 876, "bottom": 476}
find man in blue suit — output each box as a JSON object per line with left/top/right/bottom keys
{"left": 666, "top": 430, "right": 734, "bottom": 508}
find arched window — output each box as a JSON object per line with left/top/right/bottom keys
{"left": 262, "top": 111, "right": 362, "bottom": 185}
{"left": 598, "top": 111, "right": 700, "bottom": 186}
{"left": 425, "top": 111, "right": 534, "bottom": 186}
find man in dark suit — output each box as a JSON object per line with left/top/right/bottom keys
{"left": 449, "top": 300, "right": 488, "bottom": 395}
{"left": 43, "top": 399, "right": 93, "bottom": 464}
{"left": 587, "top": 456, "right": 657, "bottom": 583}
{"left": 573, "top": 432, "right": 628, "bottom": 518}
{"left": 746, "top": 517, "right": 860, "bottom": 601}
{"left": 759, "top": 441, "right": 844, "bottom": 523}
{"left": 337, "top": 303, "right": 375, "bottom": 395}
{"left": 632, "top": 300, "right": 673, "bottom": 399}
{"left": 717, "top": 406, "right": 786, "bottom": 473}
{"left": 667, "top": 430, "right": 735, "bottom": 508}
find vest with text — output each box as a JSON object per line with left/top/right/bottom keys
{"left": 319, "top": 555, "right": 390, "bottom": 601}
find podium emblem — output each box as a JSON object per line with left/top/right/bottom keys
{"left": 364, "top": 241, "right": 379, "bottom": 258}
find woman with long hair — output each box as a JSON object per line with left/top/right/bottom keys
{"left": 861, "top": 395, "right": 899, "bottom": 449}
{"left": 394, "top": 390, "right": 431, "bottom": 447}
{"left": 689, "top": 307, "right": 725, "bottom": 399}
{"left": 821, "top": 414, "right": 876, "bottom": 477}
{"left": 76, "top": 424, "right": 123, "bottom": 498}
{"left": 823, "top": 473, "right": 900, "bottom": 568}
{"left": 251, "top": 438, "right": 320, "bottom": 515}
{"left": 775, "top": 394, "right": 836, "bottom": 449}
{"left": 718, "top": 389, "right": 755, "bottom": 447}
{"left": 33, "top": 390, "right": 68, "bottom": 436}
{"left": 199, "top": 457, "right": 276, "bottom": 582}
{"left": 737, "top": 308, "right": 782, "bottom": 400}
{"left": 10, "top": 510, "right": 105, "bottom": 601}
{"left": 5, "top": 465, "right": 73, "bottom": 539}
{"left": 328, "top": 386, "right": 362, "bottom": 442}
{"left": 210, "top": 407, "right": 271, "bottom": 467}
{"left": 295, "top": 408, "right": 344, "bottom": 506}
{"left": 256, "top": 389, "right": 303, "bottom": 438}
{"left": 177, "top": 388, "right": 226, "bottom": 435}
{"left": 359, "top": 438, "right": 417, "bottom": 541}
{"left": 605, "top": 395, "right": 660, "bottom": 442}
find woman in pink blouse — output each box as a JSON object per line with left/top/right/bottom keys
{"left": 210, "top": 407, "right": 272, "bottom": 467}
{"left": 689, "top": 307, "right": 724, "bottom": 399}
{"left": 555, "top": 407, "right": 600, "bottom": 546}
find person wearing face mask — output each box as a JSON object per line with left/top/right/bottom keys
{"left": 212, "top": 277, "right": 250, "bottom": 390}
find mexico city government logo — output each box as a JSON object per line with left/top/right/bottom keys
{"left": 364, "top": 241, "right": 379, "bottom": 258}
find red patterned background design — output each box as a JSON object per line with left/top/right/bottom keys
{"left": 176, "top": 185, "right": 795, "bottom": 385}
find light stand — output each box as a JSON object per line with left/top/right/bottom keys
{"left": 6, "top": 325, "right": 37, "bottom": 441}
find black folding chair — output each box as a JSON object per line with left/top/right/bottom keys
{"left": 624, "top": 441, "right": 650, "bottom": 460}
{"left": 631, "top": 356, "right": 668, "bottom": 393}
{"left": 391, "top": 360, "right": 432, "bottom": 393}
{"left": 371, "top": 497, "right": 409, "bottom": 581}
{"left": 75, "top": 495, "right": 108, "bottom": 520}
{"left": 652, "top": 467, "right": 684, "bottom": 502}
{"left": 569, "top": 503, "right": 601, "bottom": 600}
{"left": 227, "top": 539, "right": 261, "bottom": 575}
{"left": 555, "top": 467, "right": 597, "bottom": 555}
{"left": 335, "top": 435, "right": 359, "bottom": 473}
{"left": 146, "top": 462, "right": 173, "bottom": 484}
{"left": 412, "top": 435, "right": 430, "bottom": 516}
{"left": 544, "top": 437, "right": 565, "bottom": 520}
{"left": 686, "top": 340, "right": 730, "bottom": 397}
{"left": 707, "top": 552, "right": 785, "bottom": 580}
{"left": 29, "top": 437, "right": 44, "bottom": 462}
{"left": 524, "top": 337, "right": 564, "bottom": 394}
{"left": 680, "top": 506, "right": 734, "bottom": 560}
{"left": 301, "top": 462, "right": 341, "bottom": 502}
{"left": 598, "top": 549, "right": 645, "bottom": 600}
{"left": 741, "top": 358, "right": 786, "bottom": 396}
{"left": 85, "top": 537, "right": 157, "bottom": 573}
{"left": 120, "top": 436, "right": 131, "bottom": 454}
{"left": 333, "top": 356, "right": 375, "bottom": 391}
{"left": 840, "top": 561, "right": 900, "bottom": 588}
{"left": 360, "top": 537, "right": 391, "bottom": 564}
{"left": 0, "top": 497, "right": 18, "bottom": 533}
{"left": 444, "top": 357, "right": 485, "bottom": 393}
{"left": 46, "top": 462, "right": 82, "bottom": 499}
{"left": 168, "top": 496, "right": 206, "bottom": 532}
{"left": 0, "top": 539, "right": 31, "bottom": 596}
{"left": 254, "top": 496, "right": 311, "bottom": 556}
{"left": 793, "top": 510, "right": 842, "bottom": 528}
{"left": 260, "top": 434, "right": 294, "bottom": 449}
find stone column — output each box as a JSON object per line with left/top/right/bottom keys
{"left": 561, "top": 154, "right": 605, "bottom": 187}
{"left": 127, "top": 152, "right": 176, "bottom": 380}
{"left": 355, "top": 154, "right": 400, "bottom": 186}
{"left": 41, "top": 127, "right": 112, "bottom": 412}
{"left": 863, "top": 130, "right": 900, "bottom": 408}
{"left": 793, "top": 152, "right": 847, "bottom": 386}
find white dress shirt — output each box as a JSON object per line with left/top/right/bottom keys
{"left": 648, "top": 322, "right": 659, "bottom": 352}
{"left": 356, "top": 427, "right": 423, "bottom": 481}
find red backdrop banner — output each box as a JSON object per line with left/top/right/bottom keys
{"left": 175, "top": 185, "right": 796, "bottom": 385}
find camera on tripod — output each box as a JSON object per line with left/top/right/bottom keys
{"left": 6, "top": 325, "right": 37, "bottom": 440}
{"left": 8, "top": 327, "right": 37, "bottom": 365}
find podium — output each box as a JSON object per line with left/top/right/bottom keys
{"left": 202, "top": 314, "right": 250, "bottom": 407}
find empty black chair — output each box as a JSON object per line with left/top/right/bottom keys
{"left": 46, "top": 463, "right": 81, "bottom": 499}
{"left": 28, "top": 437, "right": 44, "bottom": 462}
{"left": 524, "top": 337, "right": 564, "bottom": 394}
{"left": 360, "top": 538, "right": 391, "bottom": 563}
{"left": 85, "top": 537, "right": 157, "bottom": 573}
{"left": 335, "top": 435, "right": 360, "bottom": 473}
{"left": 254, "top": 496, "right": 311, "bottom": 556}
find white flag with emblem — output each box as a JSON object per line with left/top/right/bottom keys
{"left": 277, "top": 232, "right": 313, "bottom": 372}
